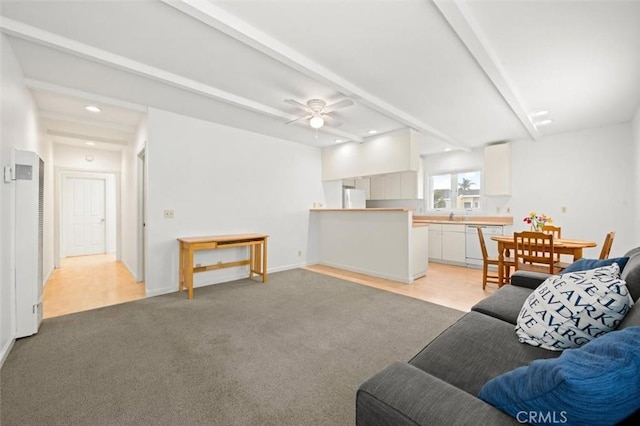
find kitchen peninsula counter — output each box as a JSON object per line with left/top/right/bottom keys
{"left": 310, "top": 208, "right": 412, "bottom": 212}
{"left": 310, "top": 208, "right": 427, "bottom": 283}
{"left": 413, "top": 215, "right": 513, "bottom": 226}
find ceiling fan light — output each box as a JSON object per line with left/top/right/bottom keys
{"left": 309, "top": 116, "right": 324, "bottom": 129}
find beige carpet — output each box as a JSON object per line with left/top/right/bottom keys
{"left": 1, "top": 269, "right": 463, "bottom": 426}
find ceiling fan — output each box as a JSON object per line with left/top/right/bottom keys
{"left": 284, "top": 98, "right": 354, "bottom": 129}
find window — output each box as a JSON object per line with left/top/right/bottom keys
{"left": 429, "top": 170, "right": 482, "bottom": 211}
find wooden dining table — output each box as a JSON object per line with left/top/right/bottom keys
{"left": 490, "top": 235, "right": 597, "bottom": 285}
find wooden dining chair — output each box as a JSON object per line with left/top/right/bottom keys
{"left": 541, "top": 225, "right": 562, "bottom": 263}
{"left": 514, "top": 231, "right": 562, "bottom": 275}
{"left": 541, "top": 225, "right": 561, "bottom": 238}
{"left": 477, "top": 226, "right": 514, "bottom": 289}
{"left": 599, "top": 231, "right": 615, "bottom": 259}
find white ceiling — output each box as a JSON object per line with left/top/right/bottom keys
{"left": 1, "top": 0, "right": 638, "bottom": 155}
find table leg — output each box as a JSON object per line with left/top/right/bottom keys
{"left": 497, "top": 242, "right": 504, "bottom": 287}
{"left": 262, "top": 238, "right": 268, "bottom": 283}
{"left": 573, "top": 248, "right": 584, "bottom": 261}
{"left": 186, "top": 246, "right": 194, "bottom": 300}
{"left": 179, "top": 242, "right": 184, "bottom": 292}
{"left": 254, "top": 242, "right": 262, "bottom": 281}
{"left": 249, "top": 244, "right": 254, "bottom": 279}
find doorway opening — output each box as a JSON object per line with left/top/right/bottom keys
{"left": 48, "top": 169, "right": 144, "bottom": 318}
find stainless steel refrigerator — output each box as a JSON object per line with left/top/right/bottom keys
{"left": 343, "top": 188, "right": 367, "bottom": 208}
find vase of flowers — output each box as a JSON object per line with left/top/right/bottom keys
{"left": 523, "top": 212, "right": 553, "bottom": 232}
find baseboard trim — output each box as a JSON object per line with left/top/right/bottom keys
{"left": 317, "top": 261, "right": 412, "bottom": 284}
{"left": 145, "top": 264, "right": 307, "bottom": 298}
{"left": 0, "top": 337, "right": 16, "bottom": 369}
{"left": 146, "top": 286, "right": 176, "bottom": 298}
{"left": 120, "top": 260, "right": 141, "bottom": 282}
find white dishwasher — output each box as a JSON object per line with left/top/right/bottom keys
{"left": 465, "top": 225, "right": 503, "bottom": 267}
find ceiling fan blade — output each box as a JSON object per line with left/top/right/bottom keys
{"left": 324, "top": 98, "right": 354, "bottom": 113}
{"left": 321, "top": 114, "right": 343, "bottom": 128}
{"left": 285, "top": 114, "right": 311, "bottom": 125}
{"left": 284, "top": 99, "right": 311, "bottom": 111}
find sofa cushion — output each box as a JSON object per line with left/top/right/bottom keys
{"left": 472, "top": 285, "right": 532, "bottom": 324}
{"left": 621, "top": 247, "right": 640, "bottom": 301}
{"left": 515, "top": 264, "right": 634, "bottom": 351}
{"left": 561, "top": 256, "right": 629, "bottom": 273}
{"left": 619, "top": 303, "right": 640, "bottom": 329}
{"left": 409, "top": 312, "right": 558, "bottom": 396}
{"left": 478, "top": 327, "right": 640, "bottom": 426}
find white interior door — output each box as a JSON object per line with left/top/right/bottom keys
{"left": 64, "top": 177, "right": 106, "bottom": 256}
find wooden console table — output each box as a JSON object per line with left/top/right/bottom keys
{"left": 177, "top": 234, "right": 268, "bottom": 299}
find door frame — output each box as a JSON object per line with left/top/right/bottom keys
{"left": 54, "top": 168, "right": 121, "bottom": 268}
{"left": 137, "top": 147, "right": 146, "bottom": 283}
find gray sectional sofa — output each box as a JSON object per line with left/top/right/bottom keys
{"left": 356, "top": 247, "right": 640, "bottom": 425}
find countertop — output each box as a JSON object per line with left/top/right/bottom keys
{"left": 412, "top": 220, "right": 512, "bottom": 226}
{"left": 310, "top": 208, "right": 412, "bottom": 212}
{"left": 413, "top": 215, "right": 513, "bottom": 226}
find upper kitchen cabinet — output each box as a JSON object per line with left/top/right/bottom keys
{"left": 321, "top": 129, "right": 420, "bottom": 181}
{"left": 355, "top": 177, "right": 371, "bottom": 199}
{"left": 369, "top": 171, "right": 423, "bottom": 200}
{"left": 484, "top": 142, "right": 512, "bottom": 196}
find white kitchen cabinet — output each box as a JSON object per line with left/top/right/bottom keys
{"left": 342, "top": 178, "right": 356, "bottom": 187}
{"left": 355, "top": 178, "right": 371, "bottom": 200}
{"left": 400, "top": 171, "right": 424, "bottom": 199}
{"left": 484, "top": 143, "right": 511, "bottom": 196}
{"left": 411, "top": 225, "right": 429, "bottom": 279}
{"left": 428, "top": 224, "right": 442, "bottom": 260}
{"left": 370, "top": 175, "right": 385, "bottom": 200}
{"left": 367, "top": 171, "right": 423, "bottom": 200}
{"left": 383, "top": 173, "right": 402, "bottom": 199}
{"left": 441, "top": 224, "right": 466, "bottom": 264}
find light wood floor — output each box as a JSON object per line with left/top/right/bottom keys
{"left": 43, "top": 254, "right": 145, "bottom": 319}
{"left": 43, "top": 256, "right": 493, "bottom": 319}
{"left": 305, "top": 262, "right": 498, "bottom": 312}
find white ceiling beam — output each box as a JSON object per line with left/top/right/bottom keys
{"left": 46, "top": 129, "right": 129, "bottom": 146}
{"left": 433, "top": 0, "right": 541, "bottom": 140}
{"left": 0, "top": 17, "right": 363, "bottom": 143}
{"left": 39, "top": 110, "right": 137, "bottom": 133}
{"left": 23, "top": 78, "right": 148, "bottom": 113}
{"left": 160, "top": 0, "right": 468, "bottom": 151}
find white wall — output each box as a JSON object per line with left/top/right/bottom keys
{"left": 632, "top": 107, "right": 640, "bottom": 245}
{"left": 145, "top": 108, "right": 324, "bottom": 296}
{"left": 422, "top": 123, "right": 636, "bottom": 257}
{"left": 120, "top": 117, "right": 147, "bottom": 281}
{"left": 53, "top": 144, "right": 121, "bottom": 171}
{"left": 0, "top": 34, "right": 53, "bottom": 365}
{"left": 509, "top": 124, "right": 635, "bottom": 257}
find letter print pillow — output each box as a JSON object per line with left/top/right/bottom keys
{"left": 515, "top": 264, "right": 634, "bottom": 351}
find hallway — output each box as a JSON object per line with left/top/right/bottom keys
{"left": 43, "top": 255, "right": 145, "bottom": 318}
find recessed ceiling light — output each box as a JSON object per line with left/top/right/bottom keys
{"left": 444, "top": 147, "right": 452, "bottom": 152}
{"left": 531, "top": 110, "right": 549, "bottom": 117}
{"left": 536, "top": 119, "right": 553, "bottom": 126}
{"left": 333, "top": 139, "right": 344, "bottom": 143}
{"left": 85, "top": 141, "right": 96, "bottom": 146}
{"left": 85, "top": 105, "right": 101, "bottom": 113}
{"left": 367, "top": 130, "right": 378, "bottom": 135}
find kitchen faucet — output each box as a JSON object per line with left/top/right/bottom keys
{"left": 449, "top": 212, "right": 454, "bottom": 221}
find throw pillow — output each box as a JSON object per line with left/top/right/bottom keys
{"left": 562, "top": 257, "right": 629, "bottom": 273}
{"left": 478, "top": 327, "right": 640, "bottom": 426}
{"left": 515, "top": 264, "right": 634, "bottom": 351}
